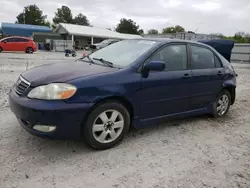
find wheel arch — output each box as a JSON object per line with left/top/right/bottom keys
{"left": 81, "top": 96, "right": 134, "bottom": 133}
{"left": 222, "top": 85, "right": 236, "bottom": 105}
{"left": 26, "top": 46, "right": 34, "bottom": 53}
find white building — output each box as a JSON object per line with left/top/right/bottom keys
{"left": 54, "top": 23, "right": 142, "bottom": 48}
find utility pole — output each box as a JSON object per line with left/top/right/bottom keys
{"left": 23, "top": 8, "right": 25, "bottom": 24}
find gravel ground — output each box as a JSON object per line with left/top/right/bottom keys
{"left": 0, "top": 52, "right": 249, "bottom": 188}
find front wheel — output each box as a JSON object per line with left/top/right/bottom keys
{"left": 212, "top": 90, "right": 231, "bottom": 117}
{"left": 0, "top": 47, "right": 2, "bottom": 52}
{"left": 83, "top": 102, "right": 130, "bottom": 150}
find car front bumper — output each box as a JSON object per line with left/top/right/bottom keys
{"left": 9, "top": 88, "right": 93, "bottom": 140}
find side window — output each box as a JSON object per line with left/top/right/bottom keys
{"left": 15, "top": 38, "right": 29, "bottom": 42}
{"left": 6, "top": 38, "right": 15, "bottom": 42}
{"left": 214, "top": 55, "right": 222, "bottom": 68}
{"left": 150, "top": 44, "right": 188, "bottom": 71}
{"left": 190, "top": 45, "right": 215, "bottom": 69}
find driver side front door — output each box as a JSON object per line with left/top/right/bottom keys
{"left": 139, "top": 43, "right": 193, "bottom": 124}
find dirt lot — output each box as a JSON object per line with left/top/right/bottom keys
{"left": 0, "top": 52, "right": 249, "bottom": 188}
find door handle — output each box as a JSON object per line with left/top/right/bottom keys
{"left": 182, "top": 73, "right": 191, "bottom": 79}
{"left": 217, "top": 71, "right": 223, "bottom": 76}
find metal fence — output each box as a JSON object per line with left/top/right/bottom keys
{"left": 231, "top": 44, "right": 250, "bottom": 63}
{"left": 45, "top": 39, "right": 73, "bottom": 52}
{"left": 144, "top": 32, "right": 220, "bottom": 41}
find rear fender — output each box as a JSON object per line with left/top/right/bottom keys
{"left": 222, "top": 80, "right": 236, "bottom": 105}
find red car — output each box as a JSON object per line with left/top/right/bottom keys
{"left": 0, "top": 36, "right": 37, "bottom": 53}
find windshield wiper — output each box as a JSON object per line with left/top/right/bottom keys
{"left": 76, "top": 55, "right": 95, "bottom": 64}
{"left": 86, "top": 55, "right": 96, "bottom": 64}
{"left": 93, "top": 58, "right": 113, "bottom": 67}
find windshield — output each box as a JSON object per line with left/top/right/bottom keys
{"left": 88, "top": 39, "right": 159, "bottom": 67}
{"left": 100, "top": 39, "right": 113, "bottom": 44}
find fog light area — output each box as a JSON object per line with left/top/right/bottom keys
{"left": 33, "top": 125, "right": 56, "bottom": 132}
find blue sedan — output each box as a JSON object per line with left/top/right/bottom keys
{"left": 9, "top": 39, "right": 237, "bottom": 150}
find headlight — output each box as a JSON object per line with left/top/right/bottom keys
{"left": 28, "top": 83, "right": 77, "bottom": 100}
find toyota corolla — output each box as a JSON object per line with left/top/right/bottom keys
{"left": 9, "top": 39, "right": 237, "bottom": 150}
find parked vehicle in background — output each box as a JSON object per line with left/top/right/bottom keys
{"left": 9, "top": 39, "right": 237, "bottom": 150}
{"left": 0, "top": 36, "right": 37, "bottom": 53}
{"left": 89, "top": 39, "right": 120, "bottom": 51}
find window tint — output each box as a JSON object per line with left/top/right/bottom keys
{"left": 190, "top": 45, "right": 215, "bottom": 69}
{"left": 6, "top": 38, "right": 15, "bottom": 42}
{"left": 89, "top": 40, "right": 159, "bottom": 67}
{"left": 15, "top": 38, "right": 29, "bottom": 42}
{"left": 150, "top": 44, "right": 188, "bottom": 71}
{"left": 214, "top": 55, "right": 222, "bottom": 68}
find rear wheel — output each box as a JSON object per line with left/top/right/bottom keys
{"left": 212, "top": 90, "right": 231, "bottom": 117}
{"left": 26, "top": 47, "right": 34, "bottom": 54}
{"left": 83, "top": 102, "right": 130, "bottom": 150}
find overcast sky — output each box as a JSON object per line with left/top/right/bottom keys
{"left": 0, "top": 0, "right": 250, "bottom": 35}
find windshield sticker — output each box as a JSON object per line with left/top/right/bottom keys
{"left": 138, "top": 41, "right": 156, "bottom": 45}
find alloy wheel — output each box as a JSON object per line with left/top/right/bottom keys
{"left": 217, "top": 94, "right": 229, "bottom": 116}
{"left": 92, "top": 109, "right": 124, "bottom": 143}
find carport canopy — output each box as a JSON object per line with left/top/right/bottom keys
{"left": 1, "top": 22, "right": 52, "bottom": 37}
{"left": 54, "top": 23, "right": 142, "bottom": 40}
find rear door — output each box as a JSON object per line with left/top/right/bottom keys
{"left": 14, "top": 38, "right": 29, "bottom": 51}
{"left": 189, "top": 44, "right": 225, "bottom": 109}
{"left": 140, "top": 43, "right": 193, "bottom": 121}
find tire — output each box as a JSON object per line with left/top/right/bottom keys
{"left": 83, "top": 101, "right": 130, "bottom": 150}
{"left": 0, "top": 47, "right": 2, "bottom": 52}
{"left": 212, "top": 90, "right": 231, "bottom": 117}
{"left": 26, "top": 47, "right": 34, "bottom": 54}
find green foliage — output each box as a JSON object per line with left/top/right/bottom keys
{"left": 223, "top": 32, "right": 250, "bottom": 43}
{"left": 73, "top": 13, "right": 90, "bottom": 26}
{"left": 162, "top": 25, "right": 185, "bottom": 34}
{"left": 138, "top": 29, "right": 144, "bottom": 35}
{"left": 53, "top": 6, "right": 73, "bottom": 25}
{"left": 148, "top": 29, "right": 159, "bottom": 34}
{"left": 115, "top": 18, "right": 141, "bottom": 34}
{"left": 16, "top": 5, "right": 49, "bottom": 26}
{"left": 53, "top": 6, "right": 90, "bottom": 27}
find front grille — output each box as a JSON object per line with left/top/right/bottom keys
{"left": 14, "top": 76, "right": 30, "bottom": 96}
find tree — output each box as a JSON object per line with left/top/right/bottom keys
{"left": 210, "top": 33, "right": 225, "bottom": 39}
{"left": 148, "top": 29, "right": 159, "bottom": 34}
{"left": 138, "top": 29, "right": 144, "bottom": 35}
{"left": 175, "top": 25, "right": 185, "bottom": 32}
{"left": 162, "top": 26, "right": 176, "bottom": 34}
{"left": 162, "top": 25, "right": 185, "bottom": 34}
{"left": 73, "top": 13, "right": 90, "bottom": 26}
{"left": 222, "top": 32, "right": 250, "bottom": 43}
{"left": 115, "top": 18, "right": 140, "bottom": 34}
{"left": 53, "top": 6, "right": 73, "bottom": 25}
{"left": 16, "top": 5, "right": 49, "bottom": 26}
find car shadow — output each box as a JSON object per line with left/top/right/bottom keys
{"left": 12, "top": 110, "right": 235, "bottom": 166}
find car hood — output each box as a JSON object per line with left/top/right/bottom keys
{"left": 21, "top": 61, "right": 117, "bottom": 86}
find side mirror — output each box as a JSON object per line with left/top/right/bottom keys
{"left": 2, "top": 41, "right": 7, "bottom": 43}
{"left": 144, "top": 61, "right": 165, "bottom": 71}
{"left": 142, "top": 61, "right": 165, "bottom": 78}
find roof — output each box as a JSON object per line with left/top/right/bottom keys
{"left": 135, "top": 37, "right": 206, "bottom": 45}
{"left": 2, "top": 36, "right": 31, "bottom": 39}
{"left": 1, "top": 22, "right": 52, "bottom": 36}
{"left": 55, "top": 23, "right": 142, "bottom": 39}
